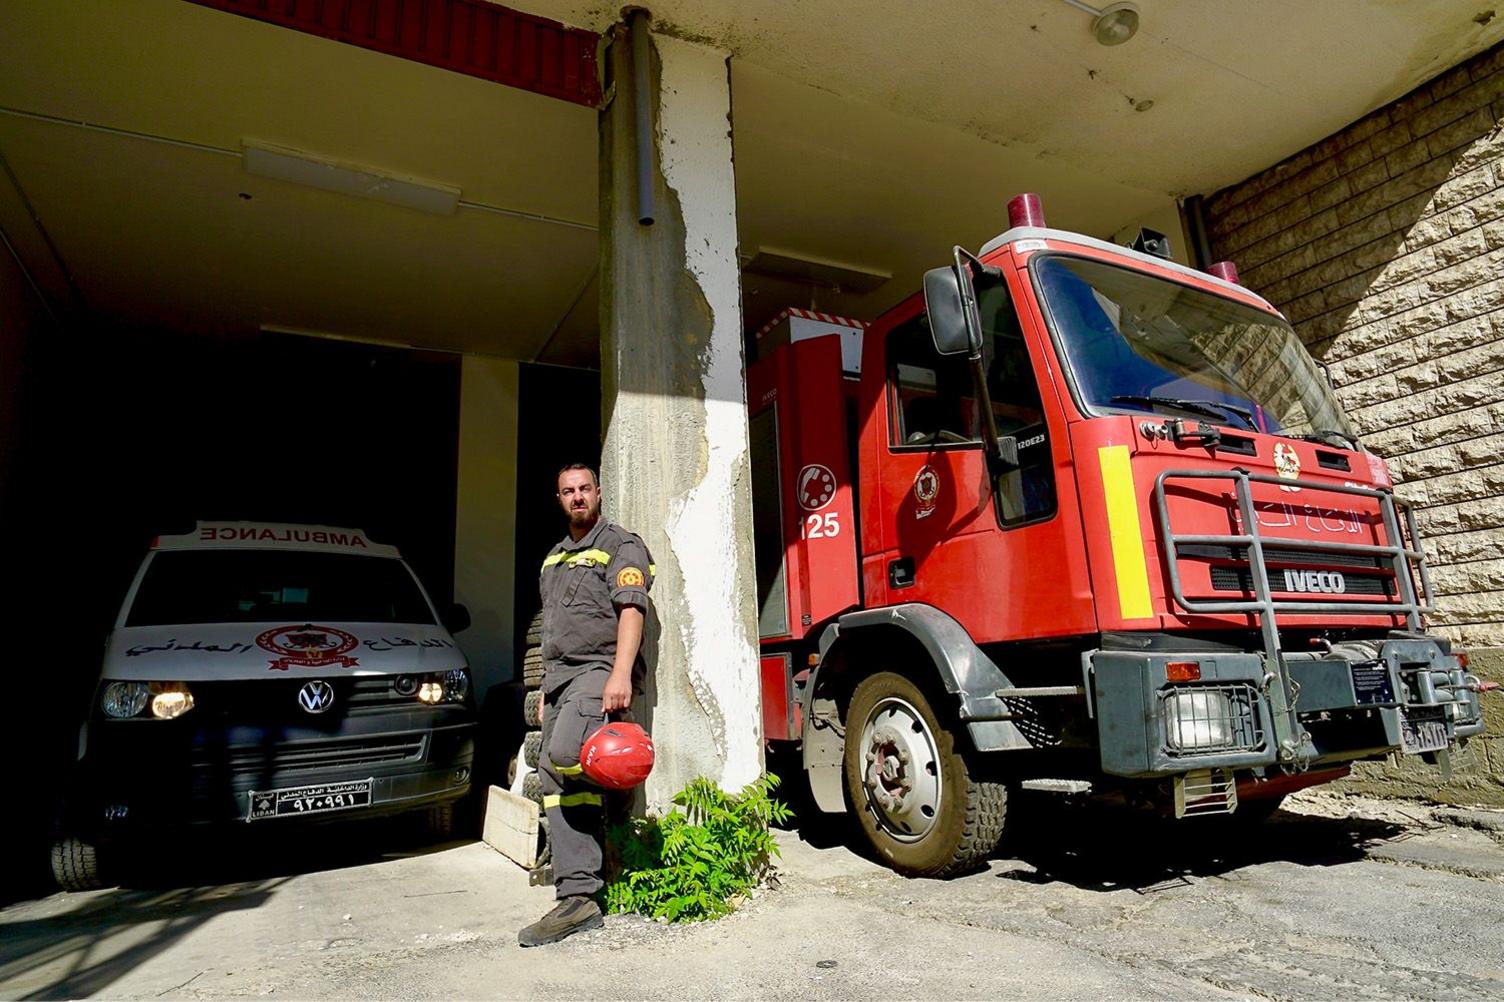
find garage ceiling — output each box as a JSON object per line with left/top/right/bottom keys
{"left": 2, "top": 0, "right": 1501, "bottom": 367}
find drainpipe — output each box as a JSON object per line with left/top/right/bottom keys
{"left": 629, "top": 9, "right": 655, "bottom": 226}
{"left": 1182, "top": 194, "right": 1213, "bottom": 270}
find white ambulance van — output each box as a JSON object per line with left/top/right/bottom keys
{"left": 53, "top": 521, "right": 476, "bottom": 890}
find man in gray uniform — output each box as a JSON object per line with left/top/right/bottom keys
{"left": 519, "top": 463, "right": 654, "bottom": 948}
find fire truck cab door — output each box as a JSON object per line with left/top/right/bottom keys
{"left": 869, "top": 274, "right": 1081, "bottom": 640}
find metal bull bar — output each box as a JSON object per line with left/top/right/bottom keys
{"left": 1151, "top": 468, "right": 1437, "bottom": 764}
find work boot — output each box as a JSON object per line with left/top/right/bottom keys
{"left": 517, "top": 895, "right": 603, "bottom": 947}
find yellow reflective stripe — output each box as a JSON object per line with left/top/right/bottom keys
{"left": 648, "top": 564, "right": 656, "bottom": 577}
{"left": 1098, "top": 445, "right": 1154, "bottom": 620}
{"left": 543, "top": 791, "right": 602, "bottom": 809}
{"left": 554, "top": 762, "right": 585, "bottom": 776}
{"left": 543, "top": 548, "right": 614, "bottom": 571}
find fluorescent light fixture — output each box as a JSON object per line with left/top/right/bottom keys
{"left": 242, "top": 141, "right": 460, "bottom": 215}
{"left": 260, "top": 324, "right": 419, "bottom": 351}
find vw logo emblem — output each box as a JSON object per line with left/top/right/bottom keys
{"left": 298, "top": 680, "right": 335, "bottom": 714}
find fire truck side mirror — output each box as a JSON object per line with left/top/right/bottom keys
{"left": 923, "top": 265, "right": 978, "bottom": 357}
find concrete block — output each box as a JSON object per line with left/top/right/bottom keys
{"left": 1433, "top": 164, "right": 1497, "bottom": 211}
{"left": 1470, "top": 47, "right": 1504, "bottom": 82}
{"left": 1434, "top": 530, "right": 1503, "bottom": 563}
{"left": 482, "top": 784, "right": 541, "bottom": 869}
{"left": 1428, "top": 315, "right": 1495, "bottom": 353}
{"left": 1334, "top": 139, "right": 1377, "bottom": 176}
{"left": 1429, "top": 61, "right": 1479, "bottom": 103}
{"left": 1368, "top": 120, "right": 1414, "bottom": 158}
{"left": 1432, "top": 558, "right": 1504, "bottom": 595}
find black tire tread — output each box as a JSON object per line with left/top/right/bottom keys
{"left": 940, "top": 775, "right": 1008, "bottom": 878}
{"left": 522, "top": 646, "right": 544, "bottom": 688}
{"left": 523, "top": 690, "right": 543, "bottom": 728}
{"left": 523, "top": 731, "right": 542, "bottom": 768}
{"left": 51, "top": 837, "right": 102, "bottom": 892}
{"left": 522, "top": 771, "right": 543, "bottom": 806}
{"left": 525, "top": 610, "right": 543, "bottom": 647}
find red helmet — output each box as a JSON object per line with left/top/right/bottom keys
{"left": 580, "top": 722, "right": 655, "bottom": 790}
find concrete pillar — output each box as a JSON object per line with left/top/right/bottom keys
{"left": 453, "top": 354, "right": 520, "bottom": 692}
{"left": 598, "top": 17, "right": 763, "bottom": 807}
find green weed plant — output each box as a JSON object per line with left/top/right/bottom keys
{"left": 605, "top": 773, "right": 792, "bottom": 922}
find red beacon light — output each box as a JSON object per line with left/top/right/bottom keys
{"left": 1007, "top": 192, "right": 1046, "bottom": 229}
{"left": 1207, "top": 260, "right": 1241, "bottom": 285}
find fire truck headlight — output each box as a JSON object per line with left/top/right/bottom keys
{"left": 418, "top": 680, "right": 445, "bottom": 704}
{"left": 1165, "top": 690, "right": 1233, "bottom": 752}
{"left": 443, "top": 668, "right": 469, "bottom": 703}
{"left": 149, "top": 681, "right": 195, "bottom": 720}
{"left": 102, "top": 681, "right": 150, "bottom": 719}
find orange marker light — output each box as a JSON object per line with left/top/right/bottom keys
{"left": 1166, "top": 661, "right": 1201, "bottom": 683}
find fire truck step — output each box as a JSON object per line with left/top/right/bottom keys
{"left": 1020, "top": 779, "right": 1093, "bottom": 794}
{"left": 994, "top": 686, "right": 1086, "bottom": 698}
{"left": 1174, "top": 768, "right": 1238, "bottom": 818}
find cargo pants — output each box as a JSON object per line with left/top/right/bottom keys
{"left": 538, "top": 666, "right": 612, "bottom": 900}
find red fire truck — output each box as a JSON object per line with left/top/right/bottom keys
{"left": 748, "top": 194, "right": 1488, "bottom": 877}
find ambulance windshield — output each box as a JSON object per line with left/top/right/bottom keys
{"left": 1032, "top": 255, "right": 1356, "bottom": 442}
{"left": 127, "top": 550, "right": 435, "bottom": 626}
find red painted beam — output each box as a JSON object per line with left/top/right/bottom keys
{"left": 185, "top": 0, "right": 601, "bottom": 107}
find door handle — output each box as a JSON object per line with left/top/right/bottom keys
{"left": 888, "top": 557, "right": 915, "bottom": 589}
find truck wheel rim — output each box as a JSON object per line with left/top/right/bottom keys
{"left": 858, "top": 696, "right": 942, "bottom": 842}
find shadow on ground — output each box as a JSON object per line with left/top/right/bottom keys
{"left": 0, "top": 818, "right": 471, "bottom": 1001}
{"left": 995, "top": 794, "right": 1407, "bottom": 893}
{"left": 768, "top": 748, "right": 1409, "bottom": 891}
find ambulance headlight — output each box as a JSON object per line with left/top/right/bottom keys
{"left": 1165, "top": 690, "right": 1233, "bottom": 751}
{"left": 149, "top": 681, "right": 195, "bottom": 720}
{"left": 101, "top": 682, "right": 150, "bottom": 719}
{"left": 416, "top": 669, "right": 468, "bottom": 704}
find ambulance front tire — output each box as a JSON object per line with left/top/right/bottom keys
{"left": 842, "top": 671, "right": 1007, "bottom": 878}
{"left": 50, "top": 836, "right": 104, "bottom": 892}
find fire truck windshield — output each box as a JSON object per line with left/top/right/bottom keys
{"left": 1032, "top": 254, "right": 1356, "bottom": 441}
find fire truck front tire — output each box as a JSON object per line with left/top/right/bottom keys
{"left": 843, "top": 672, "right": 1007, "bottom": 877}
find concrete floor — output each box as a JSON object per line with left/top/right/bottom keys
{"left": 3, "top": 791, "right": 1503, "bottom": 1000}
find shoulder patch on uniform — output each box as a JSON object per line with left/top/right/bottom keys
{"left": 616, "top": 566, "right": 646, "bottom": 588}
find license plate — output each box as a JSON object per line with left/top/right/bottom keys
{"left": 247, "top": 779, "right": 373, "bottom": 821}
{"left": 1399, "top": 712, "right": 1448, "bottom": 755}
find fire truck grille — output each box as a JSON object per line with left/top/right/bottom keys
{"left": 1181, "top": 543, "right": 1396, "bottom": 597}
{"left": 1161, "top": 683, "right": 1263, "bottom": 756}
{"left": 1209, "top": 566, "right": 1395, "bottom": 596}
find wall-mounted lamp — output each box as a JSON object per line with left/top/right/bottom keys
{"left": 1059, "top": 0, "right": 1140, "bottom": 46}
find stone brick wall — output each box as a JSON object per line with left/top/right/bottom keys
{"left": 1202, "top": 44, "right": 1504, "bottom": 805}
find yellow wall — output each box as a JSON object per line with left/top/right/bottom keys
{"left": 453, "top": 355, "right": 520, "bottom": 690}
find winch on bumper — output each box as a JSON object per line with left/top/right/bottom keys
{"left": 1088, "top": 637, "right": 1484, "bottom": 780}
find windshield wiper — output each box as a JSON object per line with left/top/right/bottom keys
{"left": 1109, "top": 394, "right": 1258, "bottom": 430}
{"left": 1288, "top": 428, "right": 1360, "bottom": 450}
